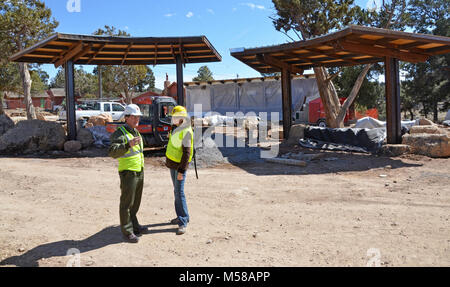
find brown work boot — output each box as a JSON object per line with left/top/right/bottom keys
{"left": 123, "top": 233, "right": 139, "bottom": 243}
{"left": 170, "top": 218, "right": 181, "bottom": 225}
{"left": 176, "top": 226, "right": 187, "bottom": 235}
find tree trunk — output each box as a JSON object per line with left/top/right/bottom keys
{"left": 313, "top": 67, "right": 341, "bottom": 128}
{"left": 336, "top": 64, "right": 373, "bottom": 125}
{"left": 18, "top": 63, "right": 36, "bottom": 120}
{"left": 0, "top": 93, "right": 4, "bottom": 115}
{"left": 409, "top": 110, "right": 414, "bottom": 120}
{"left": 433, "top": 102, "right": 438, "bottom": 123}
{"left": 125, "top": 90, "right": 132, "bottom": 105}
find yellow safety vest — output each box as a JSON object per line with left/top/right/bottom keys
{"left": 166, "top": 126, "right": 194, "bottom": 163}
{"left": 117, "top": 126, "right": 144, "bottom": 172}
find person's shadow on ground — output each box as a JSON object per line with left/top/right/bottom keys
{"left": 0, "top": 223, "right": 176, "bottom": 267}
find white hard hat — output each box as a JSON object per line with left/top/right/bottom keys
{"left": 123, "top": 104, "right": 143, "bottom": 117}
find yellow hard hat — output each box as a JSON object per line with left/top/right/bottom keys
{"left": 171, "top": 105, "right": 188, "bottom": 118}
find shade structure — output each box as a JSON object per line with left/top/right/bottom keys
{"left": 231, "top": 25, "right": 450, "bottom": 143}
{"left": 9, "top": 33, "right": 221, "bottom": 141}
{"left": 9, "top": 33, "right": 222, "bottom": 67}
{"left": 231, "top": 25, "right": 450, "bottom": 75}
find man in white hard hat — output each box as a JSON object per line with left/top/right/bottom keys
{"left": 108, "top": 104, "right": 147, "bottom": 243}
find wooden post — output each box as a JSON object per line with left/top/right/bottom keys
{"left": 65, "top": 60, "right": 77, "bottom": 141}
{"left": 176, "top": 55, "right": 184, "bottom": 106}
{"left": 385, "top": 57, "right": 402, "bottom": 144}
{"left": 281, "top": 68, "right": 292, "bottom": 139}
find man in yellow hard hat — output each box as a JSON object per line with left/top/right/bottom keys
{"left": 165, "top": 105, "right": 194, "bottom": 235}
{"left": 108, "top": 104, "right": 147, "bottom": 243}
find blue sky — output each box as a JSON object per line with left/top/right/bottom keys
{"left": 40, "top": 0, "right": 375, "bottom": 89}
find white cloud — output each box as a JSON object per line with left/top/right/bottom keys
{"left": 240, "top": 3, "right": 266, "bottom": 10}
{"left": 164, "top": 13, "right": 176, "bottom": 17}
{"left": 207, "top": 8, "right": 215, "bottom": 15}
{"left": 124, "top": 26, "right": 129, "bottom": 30}
{"left": 186, "top": 11, "right": 194, "bottom": 18}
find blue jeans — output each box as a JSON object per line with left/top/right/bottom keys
{"left": 170, "top": 169, "right": 189, "bottom": 227}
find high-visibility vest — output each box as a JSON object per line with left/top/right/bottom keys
{"left": 166, "top": 125, "right": 194, "bottom": 163}
{"left": 117, "top": 126, "right": 144, "bottom": 172}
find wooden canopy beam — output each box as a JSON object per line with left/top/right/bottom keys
{"left": 54, "top": 42, "right": 83, "bottom": 68}
{"left": 121, "top": 43, "right": 133, "bottom": 65}
{"left": 337, "top": 40, "right": 429, "bottom": 63}
{"left": 87, "top": 44, "right": 106, "bottom": 64}
{"left": 257, "top": 54, "right": 304, "bottom": 75}
{"left": 72, "top": 43, "right": 92, "bottom": 63}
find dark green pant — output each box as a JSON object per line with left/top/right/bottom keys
{"left": 119, "top": 170, "right": 144, "bottom": 236}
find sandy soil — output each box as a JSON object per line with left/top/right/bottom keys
{"left": 0, "top": 150, "right": 449, "bottom": 267}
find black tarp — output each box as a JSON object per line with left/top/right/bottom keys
{"left": 301, "top": 126, "right": 387, "bottom": 153}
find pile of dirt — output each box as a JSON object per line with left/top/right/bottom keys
{"left": 194, "top": 133, "right": 264, "bottom": 168}
{"left": 0, "top": 114, "right": 14, "bottom": 137}
{"left": 0, "top": 120, "right": 66, "bottom": 154}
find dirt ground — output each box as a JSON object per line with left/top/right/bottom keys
{"left": 0, "top": 148, "right": 449, "bottom": 267}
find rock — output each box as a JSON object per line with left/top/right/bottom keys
{"left": 402, "top": 133, "right": 450, "bottom": 158}
{"left": 36, "top": 113, "right": 46, "bottom": 121}
{"left": 378, "top": 144, "right": 410, "bottom": 157}
{"left": 379, "top": 174, "right": 388, "bottom": 178}
{"left": 87, "top": 113, "right": 113, "bottom": 127}
{"left": 418, "top": 118, "right": 434, "bottom": 126}
{"left": 0, "top": 114, "right": 14, "bottom": 137}
{"left": 64, "top": 140, "right": 82, "bottom": 152}
{"left": 409, "top": 125, "right": 442, "bottom": 135}
{"left": 18, "top": 248, "right": 25, "bottom": 252}
{"left": 0, "top": 120, "right": 66, "bottom": 154}
{"left": 284, "top": 124, "right": 306, "bottom": 146}
{"left": 76, "top": 128, "right": 94, "bottom": 148}
{"left": 206, "top": 239, "right": 213, "bottom": 244}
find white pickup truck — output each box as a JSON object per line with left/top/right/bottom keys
{"left": 58, "top": 101, "right": 126, "bottom": 121}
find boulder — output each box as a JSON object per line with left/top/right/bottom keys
{"left": 418, "top": 118, "right": 434, "bottom": 126}
{"left": 285, "top": 124, "right": 306, "bottom": 145}
{"left": 76, "top": 128, "right": 94, "bottom": 148}
{"left": 87, "top": 113, "right": 113, "bottom": 127}
{"left": 409, "top": 125, "right": 442, "bottom": 135}
{"left": 64, "top": 140, "right": 82, "bottom": 152}
{"left": 0, "top": 120, "right": 66, "bottom": 154}
{"left": 402, "top": 133, "right": 450, "bottom": 158}
{"left": 0, "top": 114, "right": 14, "bottom": 137}
{"left": 378, "top": 144, "right": 411, "bottom": 157}
{"left": 36, "top": 113, "right": 46, "bottom": 121}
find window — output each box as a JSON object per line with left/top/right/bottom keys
{"left": 93, "top": 103, "right": 101, "bottom": 110}
{"left": 103, "top": 103, "right": 111, "bottom": 112}
{"left": 112, "top": 104, "right": 125, "bottom": 112}
{"left": 160, "top": 102, "right": 175, "bottom": 120}
{"left": 139, "top": 104, "right": 153, "bottom": 122}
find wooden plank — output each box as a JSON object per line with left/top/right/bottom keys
{"left": 338, "top": 40, "right": 429, "bottom": 63}
{"left": 121, "top": 43, "right": 133, "bottom": 65}
{"left": 87, "top": 44, "right": 106, "bottom": 64}
{"left": 258, "top": 54, "right": 304, "bottom": 75}
{"left": 72, "top": 44, "right": 92, "bottom": 62}
{"left": 54, "top": 42, "right": 83, "bottom": 67}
